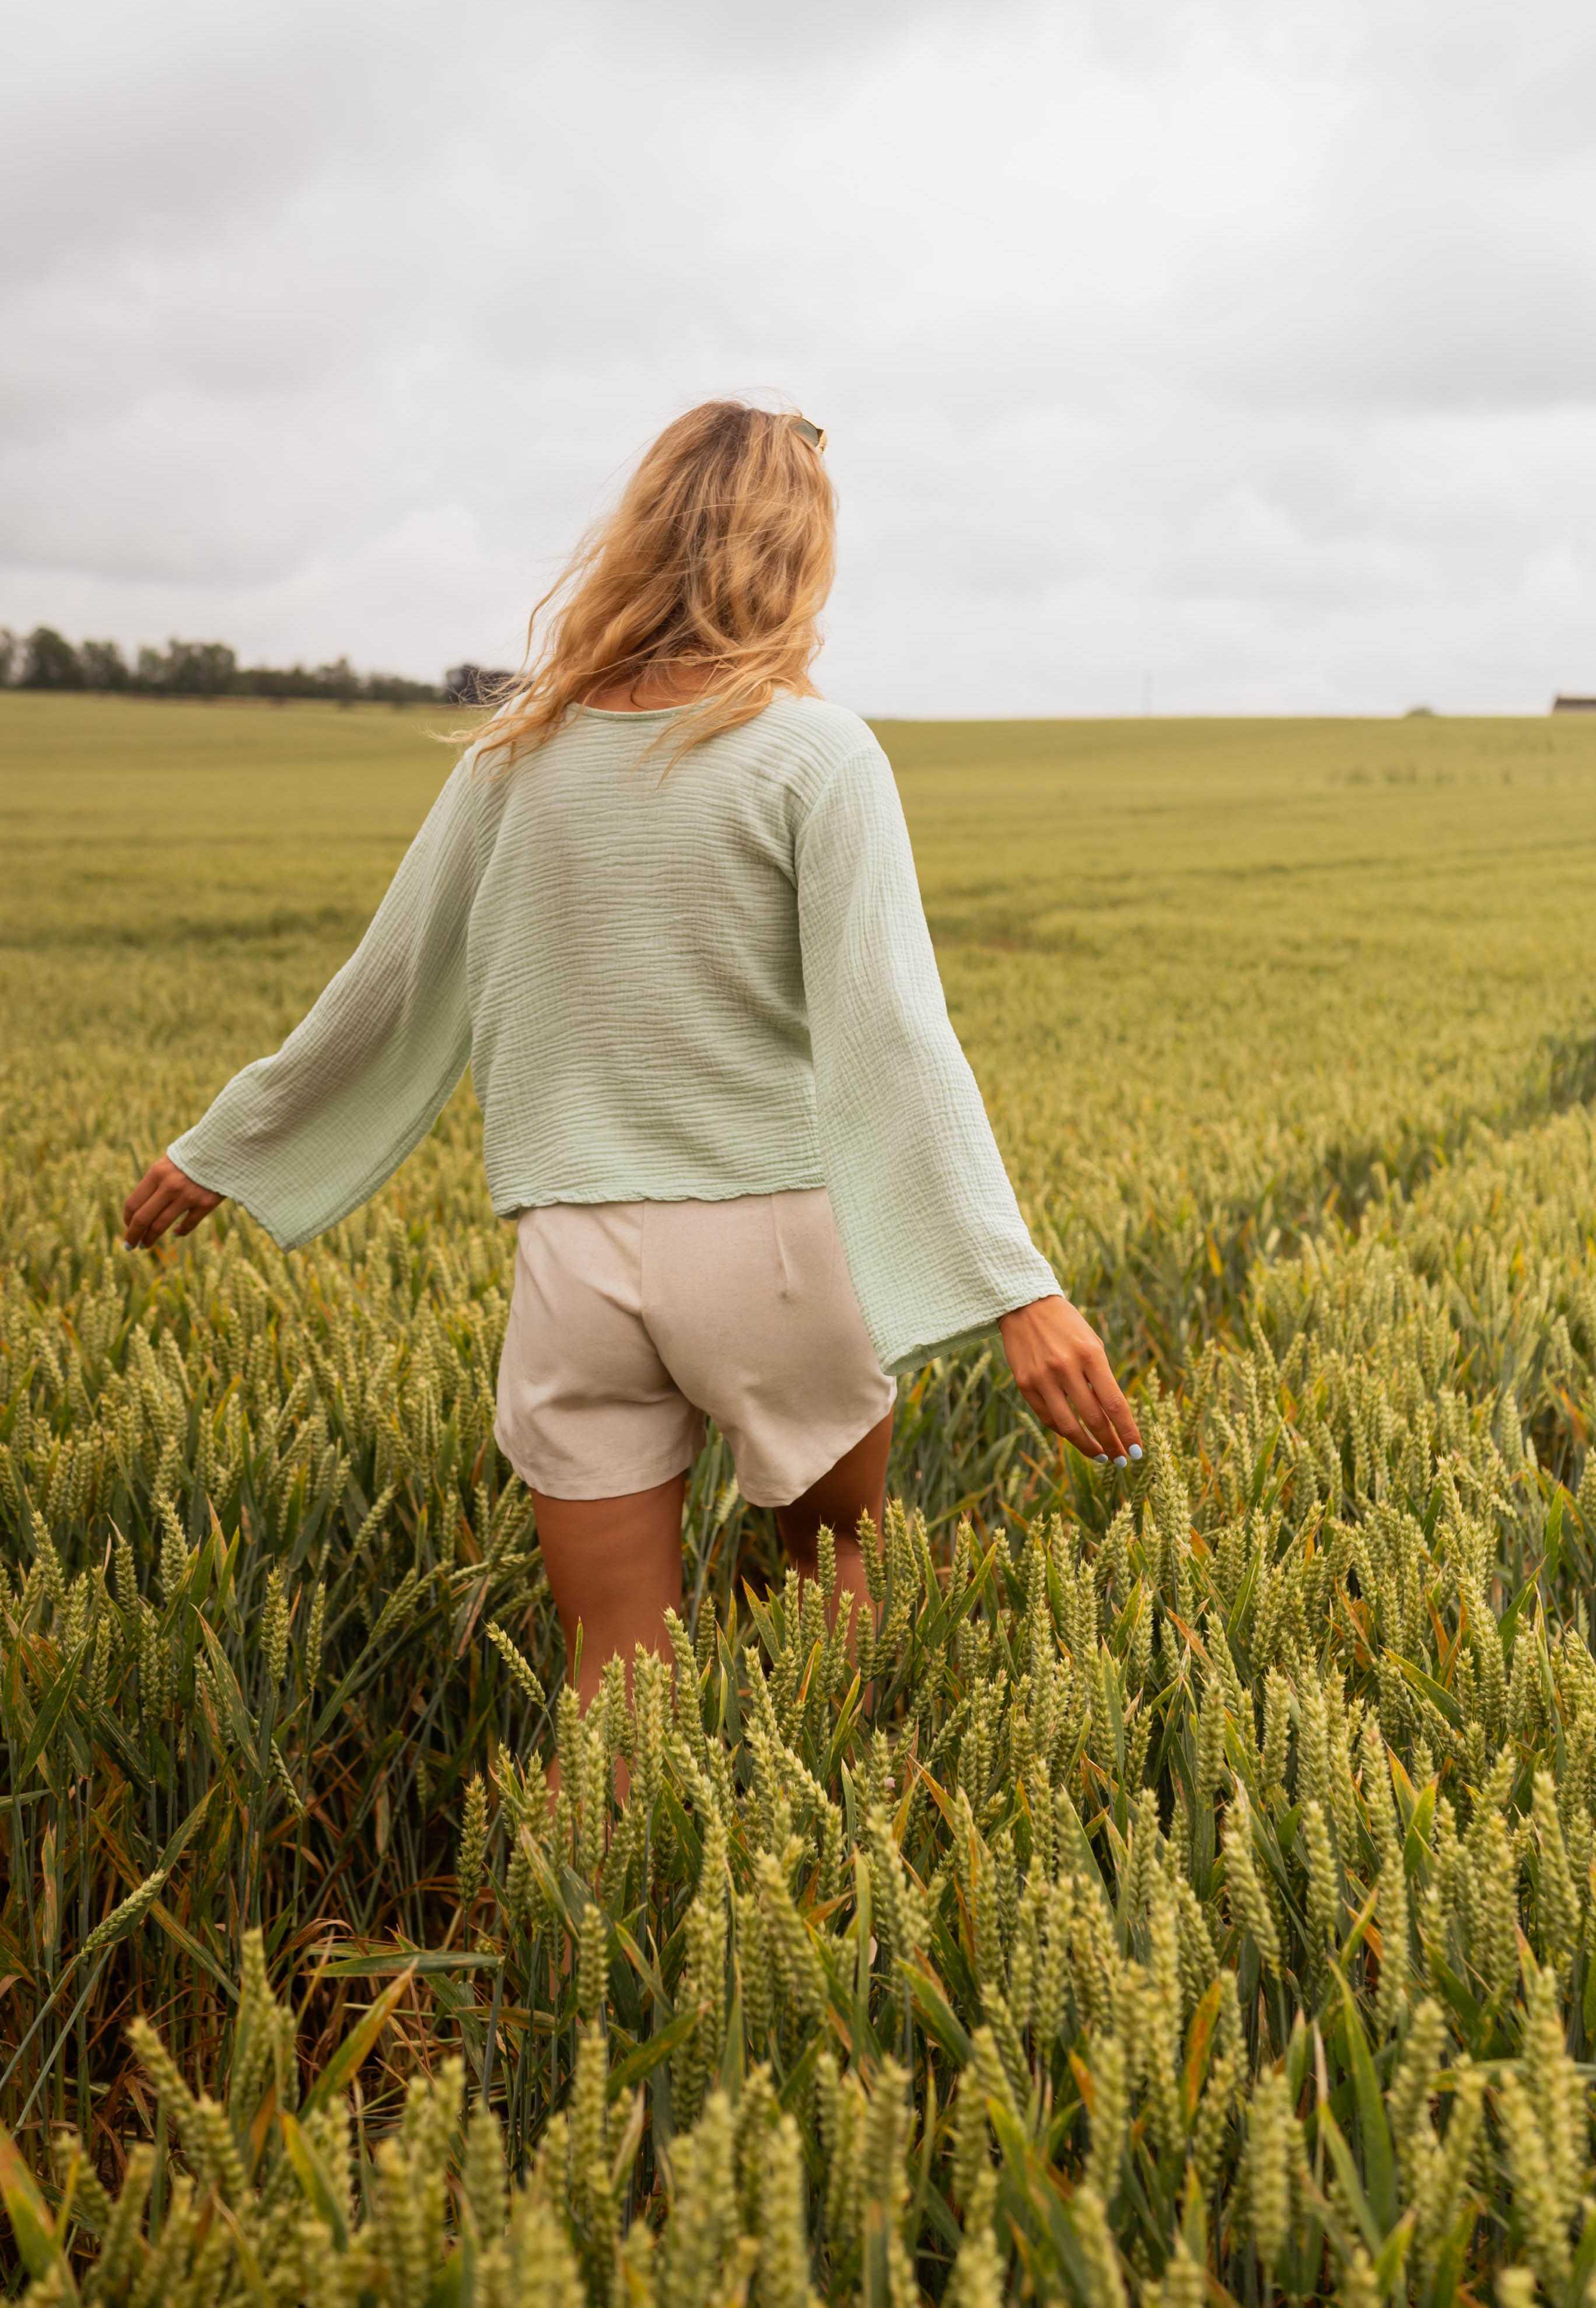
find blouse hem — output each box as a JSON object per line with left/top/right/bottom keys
{"left": 487, "top": 1169, "right": 828, "bottom": 1216}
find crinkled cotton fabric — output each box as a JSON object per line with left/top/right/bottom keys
{"left": 169, "top": 694, "right": 1061, "bottom": 1374}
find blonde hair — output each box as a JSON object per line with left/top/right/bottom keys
{"left": 470, "top": 400, "right": 836, "bottom": 772}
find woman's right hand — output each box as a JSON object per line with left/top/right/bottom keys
{"left": 123, "top": 1157, "right": 224, "bottom": 1250}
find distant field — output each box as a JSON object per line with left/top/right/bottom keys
{"left": 6, "top": 693, "right": 1596, "bottom": 2300}
{"left": 8, "top": 694, "right": 1596, "bottom": 1358}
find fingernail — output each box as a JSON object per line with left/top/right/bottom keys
{"left": 1129, "top": 1444, "right": 1143, "bottom": 1461}
{"left": 1114, "top": 1455, "right": 1129, "bottom": 1469}
{"left": 1094, "top": 1454, "right": 1110, "bottom": 1466}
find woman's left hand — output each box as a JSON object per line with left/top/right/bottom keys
{"left": 998, "top": 1295, "right": 1143, "bottom": 1466}
{"left": 123, "top": 1156, "right": 224, "bottom": 1250}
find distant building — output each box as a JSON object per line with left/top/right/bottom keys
{"left": 1552, "top": 695, "right": 1596, "bottom": 714}
{"left": 445, "top": 663, "right": 518, "bottom": 706}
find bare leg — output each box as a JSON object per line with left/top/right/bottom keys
{"left": 529, "top": 1405, "right": 892, "bottom": 1723}
{"left": 530, "top": 1471, "right": 687, "bottom": 1715}
{"left": 775, "top": 1409, "right": 894, "bottom": 1641}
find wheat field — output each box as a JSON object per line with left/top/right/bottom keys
{"left": 4, "top": 694, "right": 1596, "bottom": 2304}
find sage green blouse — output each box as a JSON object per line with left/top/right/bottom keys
{"left": 169, "top": 695, "right": 1060, "bottom": 1375}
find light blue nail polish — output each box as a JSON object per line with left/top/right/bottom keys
{"left": 1114, "top": 1454, "right": 1129, "bottom": 1469}
{"left": 1129, "top": 1444, "right": 1143, "bottom": 1461}
{"left": 1094, "top": 1454, "right": 1110, "bottom": 1466}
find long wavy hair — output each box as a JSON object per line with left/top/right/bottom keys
{"left": 469, "top": 400, "right": 836, "bottom": 772}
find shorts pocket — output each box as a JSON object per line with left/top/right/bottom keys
{"left": 768, "top": 1188, "right": 845, "bottom": 1317}
{"left": 767, "top": 1194, "right": 795, "bottom": 1302}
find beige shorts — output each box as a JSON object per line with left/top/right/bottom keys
{"left": 492, "top": 1190, "right": 895, "bottom": 1506}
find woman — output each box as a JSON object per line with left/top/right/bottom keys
{"left": 123, "top": 400, "right": 1142, "bottom": 1705}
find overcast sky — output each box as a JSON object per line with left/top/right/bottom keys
{"left": 5, "top": 0, "right": 1594, "bottom": 715}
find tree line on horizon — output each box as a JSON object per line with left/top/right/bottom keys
{"left": 0, "top": 623, "right": 450, "bottom": 705}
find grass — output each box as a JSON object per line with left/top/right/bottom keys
{"left": 4, "top": 694, "right": 1596, "bottom": 2303}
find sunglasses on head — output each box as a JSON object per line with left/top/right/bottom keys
{"left": 789, "top": 415, "right": 827, "bottom": 453}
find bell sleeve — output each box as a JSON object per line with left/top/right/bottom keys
{"left": 795, "top": 743, "right": 1063, "bottom": 1376}
{"left": 166, "top": 753, "right": 493, "bottom": 1250}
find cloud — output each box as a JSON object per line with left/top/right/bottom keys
{"left": 4, "top": 0, "right": 1594, "bottom": 710}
